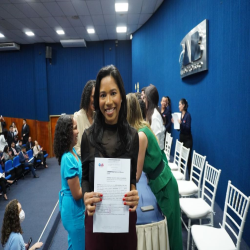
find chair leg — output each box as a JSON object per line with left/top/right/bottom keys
{"left": 191, "top": 238, "right": 195, "bottom": 250}
{"left": 187, "top": 219, "right": 191, "bottom": 250}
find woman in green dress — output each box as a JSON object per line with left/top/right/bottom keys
{"left": 126, "top": 93, "right": 183, "bottom": 250}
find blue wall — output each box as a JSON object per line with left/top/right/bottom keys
{"left": 132, "top": 0, "right": 250, "bottom": 246}
{"left": 0, "top": 40, "right": 132, "bottom": 120}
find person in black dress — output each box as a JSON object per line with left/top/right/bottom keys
{"left": 81, "top": 65, "right": 139, "bottom": 250}
{"left": 161, "top": 96, "right": 171, "bottom": 133}
{"left": 173, "top": 98, "right": 193, "bottom": 175}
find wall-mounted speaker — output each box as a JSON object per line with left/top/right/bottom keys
{"left": 45, "top": 46, "right": 52, "bottom": 59}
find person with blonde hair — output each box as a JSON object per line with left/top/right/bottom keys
{"left": 126, "top": 93, "right": 183, "bottom": 250}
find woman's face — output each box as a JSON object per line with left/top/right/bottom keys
{"left": 161, "top": 97, "right": 167, "bottom": 108}
{"left": 72, "top": 118, "right": 79, "bottom": 147}
{"left": 35, "top": 141, "right": 38, "bottom": 146}
{"left": 99, "top": 76, "right": 122, "bottom": 125}
{"left": 88, "top": 87, "right": 95, "bottom": 113}
{"left": 179, "top": 101, "right": 185, "bottom": 112}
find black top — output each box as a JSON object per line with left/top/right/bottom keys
{"left": 180, "top": 111, "right": 192, "bottom": 135}
{"left": 161, "top": 105, "right": 171, "bottom": 133}
{"left": 81, "top": 123, "right": 139, "bottom": 193}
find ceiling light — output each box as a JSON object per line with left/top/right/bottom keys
{"left": 116, "top": 26, "right": 127, "bottom": 33}
{"left": 87, "top": 28, "right": 95, "bottom": 34}
{"left": 115, "top": 3, "right": 128, "bottom": 12}
{"left": 56, "top": 30, "right": 65, "bottom": 35}
{"left": 25, "top": 31, "right": 34, "bottom": 36}
{"left": 0, "top": 33, "right": 5, "bottom": 38}
{"left": 130, "top": 34, "right": 133, "bottom": 40}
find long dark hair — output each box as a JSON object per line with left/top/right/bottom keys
{"left": 80, "top": 80, "right": 96, "bottom": 110}
{"left": 53, "top": 115, "right": 73, "bottom": 165}
{"left": 88, "top": 65, "right": 132, "bottom": 156}
{"left": 180, "top": 98, "right": 188, "bottom": 111}
{"left": 1, "top": 199, "right": 22, "bottom": 247}
{"left": 145, "top": 84, "right": 163, "bottom": 125}
{"left": 165, "top": 96, "right": 171, "bottom": 106}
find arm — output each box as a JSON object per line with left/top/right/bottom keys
{"left": 136, "top": 132, "right": 148, "bottom": 182}
{"left": 29, "top": 242, "right": 43, "bottom": 250}
{"left": 68, "top": 176, "right": 83, "bottom": 200}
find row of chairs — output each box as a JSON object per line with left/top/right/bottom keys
{"left": 164, "top": 132, "right": 250, "bottom": 250}
{"left": 0, "top": 149, "right": 48, "bottom": 193}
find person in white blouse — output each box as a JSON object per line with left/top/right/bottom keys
{"left": 144, "top": 84, "right": 167, "bottom": 162}
{"left": 33, "top": 140, "right": 48, "bottom": 168}
{"left": 73, "top": 80, "right": 96, "bottom": 158}
{"left": 11, "top": 122, "right": 18, "bottom": 137}
{"left": 0, "top": 132, "right": 8, "bottom": 152}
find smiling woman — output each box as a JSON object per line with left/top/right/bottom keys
{"left": 81, "top": 65, "right": 139, "bottom": 250}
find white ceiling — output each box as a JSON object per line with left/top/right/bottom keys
{"left": 0, "top": 0, "right": 164, "bottom": 44}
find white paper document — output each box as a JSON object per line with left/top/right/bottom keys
{"left": 93, "top": 157, "right": 131, "bottom": 233}
{"left": 172, "top": 112, "right": 181, "bottom": 130}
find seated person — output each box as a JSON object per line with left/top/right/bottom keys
{"left": 19, "top": 146, "right": 38, "bottom": 178}
{"left": 33, "top": 140, "right": 48, "bottom": 168}
{"left": 3, "top": 146, "right": 14, "bottom": 162}
{"left": 0, "top": 152, "right": 4, "bottom": 168}
{"left": 16, "top": 140, "right": 23, "bottom": 153}
{"left": 10, "top": 142, "right": 20, "bottom": 157}
{"left": 26, "top": 137, "right": 34, "bottom": 151}
{"left": 0, "top": 172, "right": 14, "bottom": 200}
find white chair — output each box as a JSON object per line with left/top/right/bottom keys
{"left": 177, "top": 150, "right": 206, "bottom": 198}
{"left": 191, "top": 180, "right": 250, "bottom": 250}
{"left": 164, "top": 136, "right": 173, "bottom": 161}
{"left": 172, "top": 145, "right": 190, "bottom": 180}
{"left": 180, "top": 162, "right": 221, "bottom": 250}
{"left": 168, "top": 140, "right": 183, "bottom": 171}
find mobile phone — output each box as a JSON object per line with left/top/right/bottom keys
{"left": 27, "top": 237, "right": 32, "bottom": 250}
{"left": 141, "top": 205, "right": 154, "bottom": 212}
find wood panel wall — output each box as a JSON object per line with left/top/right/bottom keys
{"left": 2, "top": 117, "right": 51, "bottom": 157}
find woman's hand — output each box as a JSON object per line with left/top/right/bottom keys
{"left": 84, "top": 192, "right": 103, "bottom": 216}
{"left": 171, "top": 118, "right": 174, "bottom": 123}
{"left": 178, "top": 119, "right": 181, "bottom": 124}
{"left": 123, "top": 189, "right": 139, "bottom": 212}
{"left": 29, "top": 242, "right": 43, "bottom": 250}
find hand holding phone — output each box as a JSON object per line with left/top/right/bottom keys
{"left": 27, "top": 237, "right": 32, "bottom": 250}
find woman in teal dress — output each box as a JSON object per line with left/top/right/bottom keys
{"left": 54, "top": 115, "right": 85, "bottom": 250}
{"left": 127, "top": 93, "right": 183, "bottom": 250}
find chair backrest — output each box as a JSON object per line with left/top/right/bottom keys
{"left": 5, "top": 160, "right": 13, "bottom": 172}
{"left": 164, "top": 131, "right": 171, "bottom": 151}
{"left": 222, "top": 181, "right": 250, "bottom": 250}
{"left": 201, "top": 162, "right": 221, "bottom": 211}
{"left": 164, "top": 136, "right": 173, "bottom": 161}
{"left": 190, "top": 150, "right": 206, "bottom": 197}
{"left": 13, "top": 156, "right": 20, "bottom": 168}
{"left": 178, "top": 145, "right": 190, "bottom": 179}
{"left": 27, "top": 149, "right": 33, "bottom": 159}
{"left": 172, "top": 140, "right": 183, "bottom": 167}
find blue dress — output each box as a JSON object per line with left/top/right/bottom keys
{"left": 59, "top": 148, "right": 85, "bottom": 250}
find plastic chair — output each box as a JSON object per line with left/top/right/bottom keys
{"left": 191, "top": 180, "right": 250, "bottom": 250}
{"left": 180, "top": 162, "right": 221, "bottom": 250}
{"left": 164, "top": 136, "right": 173, "bottom": 161}
{"left": 168, "top": 140, "right": 183, "bottom": 171}
{"left": 177, "top": 150, "right": 206, "bottom": 198}
{"left": 27, "top": 149, "right": 33, "bottom": 159}
{"left": 172, "top": 145, "right": 190, "bottom": 180}
{"left": 164, "top": 131, "right": 171, "bottom": 151}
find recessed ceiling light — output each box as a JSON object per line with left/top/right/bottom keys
{"left": 0, "top": 33, "right": 5, "bottom": 38}
{"left": 25, "top": 31, "right": 34, "bottom": 36}
{"left": 116, "top": 26, "right": 127, "bottom": 33}
{"left": 87, "top": 28, "right": 95, "bottom": 34}
{"left": 56, "top": 30, "right": 65, "bottom": 35}
{"left": 115, "top": 3, "right": 128, "bottom": 12}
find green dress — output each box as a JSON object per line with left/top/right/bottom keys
{"left": 139, "top": 126, "right": 183, "bottom": 250}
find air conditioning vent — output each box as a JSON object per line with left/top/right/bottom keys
{"left": 60, "top": 39, "right": 86, "bottom": 48}
{"left": 0, "top": 43, "right": 20, "bottom": 51}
